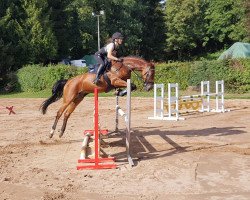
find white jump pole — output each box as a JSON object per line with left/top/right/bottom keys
{"left": 148, "top": 80, "right": 229, "bottom": 120}
{"left": 148, "top": 84, "right": 167, "bottom": 120}
{"left": 167, "top": 83, "right": 185, "bottom": 120}
{"left": 211, "top": 80, "right": 230, "bottom": 113}
{"left": 201, "top": 81, "right": 210, "bottom": 112}
{"left": 115, "top": 79, "right": 134, "bottom": 167}
{"left": 126, "top": 79, "right": 133, "bottom": 167}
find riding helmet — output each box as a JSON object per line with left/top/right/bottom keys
{"left": 112, "top": 32, "right": 124, "bottom": 40}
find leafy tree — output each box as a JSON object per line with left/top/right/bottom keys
{"left": 47, "top": 0, "right": 72, "bottom": 59}
{"left": 138, "top": 0, "right": 166, "bottom": 61}
{"left": 81, "top": 0, "right": 143, "bottom": 56}
{"left": 165, "top": 0, "right": 207, "bottom": 60}
{"left": 0, "top": 0, "right": 28, "bottom": 77}
{"left": 67, "top": 0, "right": 97, "bottom": 57}
{"left": 205, "top": 0, "right": 249, "bottom": 49}
{"left": 83, "top": 0, "right": 166, "bottom": 60}
{"left": 22, "top": 0, "right": 57, "bottom": 64}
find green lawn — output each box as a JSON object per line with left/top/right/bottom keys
{"left": 0, "top": 89, "right": 250, "bottom": 99}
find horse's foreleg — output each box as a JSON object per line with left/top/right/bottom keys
{"left": 110, "top": 77, "right": 127, "bottom": 88}
{"left": 59, "top": 94, "right": 85, "bottom": 138}
{"left": 111, "top": 78, "right": 137, "bottom": 96}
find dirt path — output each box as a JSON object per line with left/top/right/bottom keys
{"left": 0, "top": 98, "right": 250, "bottom": 200}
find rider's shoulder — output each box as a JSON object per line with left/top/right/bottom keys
{"left": 106, "top": 42, "right": 115, "bottom": 50}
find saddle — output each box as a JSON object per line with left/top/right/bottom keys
{"left": 88, "top": 64, "right": 112, "bottom": 92}
{"left": 88, "top": 64, "right": 99, "bottom": 74}
{"left": 88, "top": 60, "right": 111, "bottom": 74}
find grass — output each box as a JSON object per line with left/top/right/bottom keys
{"left": 0, "top": 89, "right": 154, "bottom": 98}
{"left": 0, "top": 89, "right": 250, "bottom": 99}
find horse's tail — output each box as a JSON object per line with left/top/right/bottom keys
{"left": 40, "top": 79, "right": 68, "bottom": 114}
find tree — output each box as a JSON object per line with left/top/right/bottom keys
{"left": 47, "top": 0, "right": 72, "bottom": 59}
{"left": 23, "top": 0, "right": 57, "bottom": 64}
{"left": 205, "top": 0, "right": 249, "bottom": 49}
{"left": 67, "top": 0, "right": 97, "bottom": 57}
{"left": 0, "top": 0, "right": 28, "bottom": 77}
{"left": 138, "top": 0, "right": 166, "bottom": 61}
{"left": 165, "top": 0, "right": 207, "bottom": 60}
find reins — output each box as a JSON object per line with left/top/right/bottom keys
{"left": 124, "top": 62, "right": 155, "bottom": 84}
{"left": 111, "top": 58, "right": 155, "bottom": 84}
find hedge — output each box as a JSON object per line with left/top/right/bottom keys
{"left": 152, "top": 58, "right": 250, "bottom": 93}
{"left": 7, "top": 58, "right": 250, "bottom": 93}
{"left": 16, "top": 64, "right": 87, "bottom": 92}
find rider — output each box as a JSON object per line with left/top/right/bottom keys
{"left": 93, "top": 32, "right": 124, "bottom": 85}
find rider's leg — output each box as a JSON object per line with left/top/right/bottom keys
{"left": 93, "top": 55, "right": 105, "bottom": 84}
{"left": 93, "top": 64, "right": 106, "bottom": 84}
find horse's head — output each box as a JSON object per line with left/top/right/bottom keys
{"left": 122, "top": 57, "right": 155, "bottom": 91}
{"left": 141, "top": 62, "right": 155, "bottom": 91}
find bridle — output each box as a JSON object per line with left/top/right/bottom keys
{"left": 111, "top": 60, "right": 154, "bottom": 86}
{"left": 143, "top": 65, "right": 155, "bottom": 86}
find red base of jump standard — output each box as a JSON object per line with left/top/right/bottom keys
{"left": 77, "top": 88, "right": 117, "bottom": 170}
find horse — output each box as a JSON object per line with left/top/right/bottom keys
{"left": 40, "top": 56, "right": 155, "bottom": 138}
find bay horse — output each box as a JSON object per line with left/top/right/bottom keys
{"left": 40, "top": 56, "right": 155, "bottom": 138}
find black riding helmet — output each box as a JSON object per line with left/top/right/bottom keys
{"left": 112, "top": 32, "right": 124, "bottom": 40}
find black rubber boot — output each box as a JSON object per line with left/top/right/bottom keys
{"left": 93, "top": 65, "right": 105, "bottom": 85}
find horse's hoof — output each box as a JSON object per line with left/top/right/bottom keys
{"left": 49, "top": 129, "right": 55, "bottom": 138}
{"left": 131, "top": 83, "right": 137, "bottom": 90}
{"left": 119, "top": 89, "right": 127, "bottom": 96}
{"left": 59, "top": 133, "right": 63, "bottom": 138}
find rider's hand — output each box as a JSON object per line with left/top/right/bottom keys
{"left": 117, "top": 58, "right": 123, "bottom": 62}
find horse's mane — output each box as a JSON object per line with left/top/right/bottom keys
{"left": 123, "top": 56, "right": 151, "bottom": 64}
{"left": 123, "top": 56, "right": 155, "bottom": 69}
{"left": 124, "top": 55, "right": 145, "bottom": 59}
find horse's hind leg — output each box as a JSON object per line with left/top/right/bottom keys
{"left": 59, "top": 93, "right": 87, "bottom": 138}
{"left": 50, "top": 103, "right": 70, "bottom": 138}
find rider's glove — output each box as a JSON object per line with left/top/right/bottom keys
{"left": 117, "top": 58, "right": 123, "bottom": 62}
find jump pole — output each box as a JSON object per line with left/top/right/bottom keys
{"left": 148, "top": 83, "right": 184, "bottom": 120}
{"left": 115, "top": 79, "right": 134, "bottom": 167}
{"left": 148, "top": 80, "right": 229, "bottom": 120}
{"left": 77, "top": 88, "right": 117, "bottom": 170}
{"left": 211, "top": 80, "right": 230, "bottom": 113}
{"left": 147, "top": 84, "right": 166, "bottom": 120}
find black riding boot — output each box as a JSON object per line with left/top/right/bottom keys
{"left": 93, "top": 65, "right": 105, "bottom": 84}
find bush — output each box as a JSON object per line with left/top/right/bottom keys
{"left": 17, "top": 64, "right": 87, "bottom": 92}
{"left": 44, "top": 64, "right": 86, "bottom": 88}
{"left": 154, "top": 62, "right": 191, "bottom": 90}
{"left": 154, "top": 58, "right": 250, "bottom": 93}
{"left": 226, "top": 59, "right": 250, "bottom": 93}
{"left": 13, "top": 58, "right": 250, "bottom": 93}
{"left": 188, "top": 59, "right": 230, "bottom": 91}
{"left": 17, "top": 65, "right": 47, "bottom": 92}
